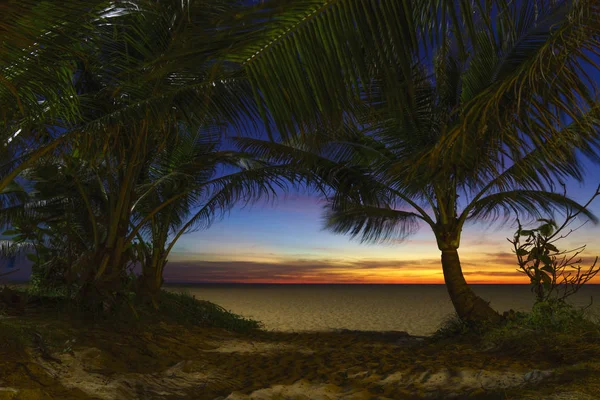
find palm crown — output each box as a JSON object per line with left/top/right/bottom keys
{"left": 236, "top": 0, "right": 600, "bottom": 321}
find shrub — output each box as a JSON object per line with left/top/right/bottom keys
{"left": 153, "top": 290, "right": 262, "bottom": 333}
{"left": 432, "top": 313, "right": 493, "bottom": 340}
{"left": 481, "top": 301, "right": 600, "bottom": 357}
{"left": 526, "top": 300, "right": 592, "bottom": 333}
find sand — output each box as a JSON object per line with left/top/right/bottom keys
{"left": 3, "top": 318, "right": 597, "bottom": 400}
{"left": 169, "top": 285, "right": 600, "bottom": 336}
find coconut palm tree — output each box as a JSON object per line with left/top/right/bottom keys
{"left": 129, "top": 126, "right": 302, "bottom": 305}
{"left": 0, "top": 0, "right": 294, "bottom": 304}
{"left": 27, "top": 0, "right": 266, "bottom": 302}
{"left": 235, "top": 0, "right": 600, "bottom": 322}
{"left": 238, "top": 102, "right": 599, "bottom": 323}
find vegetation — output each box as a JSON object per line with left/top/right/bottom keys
{"left": 434, "top": 197, "right": 600, "bottom": 354}
{"left": 1, "top": 285, "right": 260, "bottom": 334}
{"left": 0, "top": 0, "right": 599, "bottom": 325}
{"left": 237, "top": 0, "right": 600, "bottom": 322}
{"left": 145, "top": 290, "right": 262, "bottom": 332}
{"left": 0, "top": 1, "right": 307, "bottom": 311}
{"left": 509, "top": 186, "right": 600, "bottom": 303}
{"left": 433, "top": 300, "right": 600, "bottom": 367}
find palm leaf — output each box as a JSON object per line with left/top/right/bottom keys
{"left": 324, "top": 203, "right": 421, "bottom": 244}
{"left": 467, "top": 190, "right": 598, "bottom": 224}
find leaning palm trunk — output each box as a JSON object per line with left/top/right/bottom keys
{"left": 435, "top": 225, "right": 501, "bottom": 322}
{"left": 439, "top": 247, "right": 500, "bottom": 322}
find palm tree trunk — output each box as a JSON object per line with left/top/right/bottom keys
{"left": 440, "top": 248, "right": 501, "bottom": 322}
{"left": 139, "top": 253, "right": 166, "bottom": 308}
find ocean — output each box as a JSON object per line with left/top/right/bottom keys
{"left": 166, "top": 284, "right": 600, "bottom": 336}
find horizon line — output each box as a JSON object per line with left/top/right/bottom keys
{"left": 163, "top": 281, "right": 537, "bottom": 285}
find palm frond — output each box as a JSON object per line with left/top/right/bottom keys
{"left": 227, "top": 0, "right": 418, "bottom": 136}
{"left": 0, "top": 240, "right": 34, "bottom": 258}
{"left": 324, "top": 203, "right": 421, "bottom": 244}
{"left": 467, "top": 190, "right": 598, "bottom": 224}
{"left": 467, "top": 103, "right": 600, "bottom": 200}
{"left": 441, "top": 0, "right": 600, "bottom": 166}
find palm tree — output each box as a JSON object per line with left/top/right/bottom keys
{"left": 27, "top": 0, "right": 268, "bottom": 302}
{"left": 130, "top": 126, "right": 303, "bottom": 305}
{"left": 235, "top": 1, "right": 600, "bottom": 322}
{"left": 0, "top": 124, "right": 301, "bottom": 303}
{"left": 0, "top": 153, "right": 112, "bottom": 292}
{"left": 1, "top": 0, "right": 287, "bottom": 303}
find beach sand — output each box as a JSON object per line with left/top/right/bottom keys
{"left": 171, "top": 285, "right": 600, "bottom": 336}
{"left": 3, "top": 316, "right": 599, "bottom": 400}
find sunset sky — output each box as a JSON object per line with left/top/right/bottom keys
{"left": 4, "top": 143, "right": 600, "bottom": 286}
{"left": 6, "top": 164, "right": 597, "bottom": 285}
{"left": 2, "top": 4, "right": 599, "bottom": 286}
{"left": 163, "top": 160, "right": 600, "bottom": 285}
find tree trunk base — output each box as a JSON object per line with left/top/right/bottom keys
{"left": 454, "top": 290, "right": 503, "bottom": 323}
{"left": 136, "top": 275, "right": 162, "bottom": 309}
{"left": 440, "top": 248, "right": 502, "bottom": 324}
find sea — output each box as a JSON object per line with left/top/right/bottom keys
{"left": 165, "top": 284, "right": 600, "bottom": 336}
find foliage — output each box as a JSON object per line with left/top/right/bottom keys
{"left": 526, "top": 300, "right": 594, "bottom": 333}
{"left": 431, "top": 313, "right": 490, "bottom": 340}
{"left": 0, "top": 129, "right": 301, "bottom": 303}
{"left": 151, "top": 290, "right": 262, "bottom": 333}
{"left": 509, "top": 186, "right": 600, "bottom": 303}
{"left": 3, "top": 285, "right": 261, "bottom": 333}
{"left": 0, "top": 1, "right": 308, "bottom": 308}
{"left": 236, "top": 0, "right": 600, "bottom": 322}
{"left": 235, "top": 1, "right": 600, "bottom": 144}
{"left": 481, "top": 300, "right": 600, "bottom": 358}
{"left": 434, "top": 300, "right": 600, "bottom": 364}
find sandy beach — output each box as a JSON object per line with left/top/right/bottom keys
{"left": 169, "top": 285, "right": 600, "bottom": 336}
{"left": 2, "top": 312, "right": 599, "bottom": 400}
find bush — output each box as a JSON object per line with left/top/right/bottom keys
{"left": 481, "top": 300, "right": 600, "bottom": 357}
{"left": 152, "top": 290, "right": 262, "bottom": 333}
{"left": 526, "top": 300, "right": 592, "bottom": 333}
{"left": 433, "top": 300, "right": 600, "bottom": 356}
{"left": 432, "top": 313, "right": 493, "bottom": 340}
{"left": 3, "top": 285, "right": 263, "bottom": 334}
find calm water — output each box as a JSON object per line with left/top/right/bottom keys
{"left": 167, "top": 284, "right": 600, "bottom": 336}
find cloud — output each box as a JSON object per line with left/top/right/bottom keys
{"left": 463, "top": 271, "right": 523, "bottom": 277}
{"left": 162, "top": 256, "right": 446, "bottom": 284}
{"left": 485, "top": 251, "right": 516, "bottom": 259}
{"left": 162, "top": 244, "right": 600, "bottom": 284}
{"left": 11, "top": 244, "right": 591, "bottom": 285}
{"left": 162, "top": 253, "right": 527, "bottom": 284}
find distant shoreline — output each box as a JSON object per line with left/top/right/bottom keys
{"left": 163, "top": 282, "right": 565, "bottom": 286}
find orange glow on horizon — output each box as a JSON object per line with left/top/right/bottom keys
{"left": 165, "top": 248, "right": 600, "bottom": 285}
